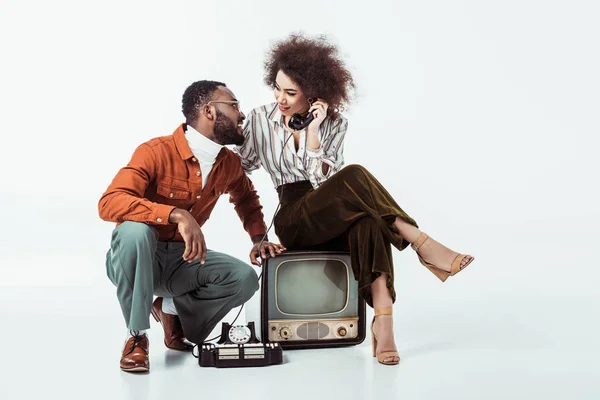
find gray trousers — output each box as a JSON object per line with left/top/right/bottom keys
{"left": 105, "top": 221, "right": 259, "bottom": 344}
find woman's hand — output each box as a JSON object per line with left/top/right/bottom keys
{"left": 307, "top": 99, "right": 329, "bottom": 135}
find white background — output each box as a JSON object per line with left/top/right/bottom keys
{"left": 1, "top": 0, "right": 599, "bottom": 399}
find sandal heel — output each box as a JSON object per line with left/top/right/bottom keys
{"left": 371, "top": 308, "right": 400, "bottom": 365}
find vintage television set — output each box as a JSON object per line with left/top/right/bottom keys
{"left": 259, "top": 251, "right": 366, "bottom": 350}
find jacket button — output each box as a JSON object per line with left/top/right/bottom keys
{"left": 196, "top": 195, "right": 201, "bottom": 199}
{"left": 192, "top": 157, "right": 197, "bottom": 162}
{"left": 169, "top": 193, "right": 174, "bottom": 198}
{"left": 156, "top": 218, "right": 162, "bottom": 223}
{"left": 196, "top": 171, "right": 201, "bottom": 176}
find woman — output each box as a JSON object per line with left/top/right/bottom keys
{"left": 235, "top": 34, "right": 474, "bottom": 365}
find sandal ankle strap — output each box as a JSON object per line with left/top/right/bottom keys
{"left": 374, "top": 307, "right": 393, "bottom": 316}
{"left": 411, "top": 232, "right": 429, "bottom": 251}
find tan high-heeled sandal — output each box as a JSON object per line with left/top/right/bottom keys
{"left": 371, "top": 308, "right": 400, "bottom": 365}
{"left": 411, "top": 233, "right": 474, "bottom": 282}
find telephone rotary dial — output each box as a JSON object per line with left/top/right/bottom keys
{"left": 228, "top": 324, "right": 253, "bottom": 344}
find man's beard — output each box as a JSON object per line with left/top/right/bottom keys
{"left": 213, "top": 110, "right": 245, "bottom": 146}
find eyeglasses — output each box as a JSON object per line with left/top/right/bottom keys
{"left": 207, "top": 100, "right": 241, "bottom": 111}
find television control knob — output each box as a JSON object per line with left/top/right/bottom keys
{"left": 337, "top": 327, "right": 347, "bottom": 337}
{"left": 279, "top": 326, "right": 292, "bottom": 340}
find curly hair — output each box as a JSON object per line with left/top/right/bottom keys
{"left": 182, "top": 80, "right": 226, "bottom": 121}
{"left": 264, "top": 33, "right": 355, "bottom": 120}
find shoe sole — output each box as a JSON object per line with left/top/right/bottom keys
{"left": 120, "top": 366, "right": 149, "bottom": 372}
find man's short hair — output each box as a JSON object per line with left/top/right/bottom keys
{"left": 182, "top": 80, "right": 226, "bottom": 121}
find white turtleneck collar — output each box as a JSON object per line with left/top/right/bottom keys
{"left": 185, "top": 124, "right": 224, "bottom": 187}
{"left": 186, "top": 124, "right": 223, "bottom": 159}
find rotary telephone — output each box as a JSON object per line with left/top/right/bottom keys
{"left": 199, "top": 322, "right": 283, "bottom": 368}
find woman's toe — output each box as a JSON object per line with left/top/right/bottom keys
{"left": 461, "top": 255, "right": 474, "bottom": 268}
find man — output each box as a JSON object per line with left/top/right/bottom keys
{"left": 99, "top": 80, "right": 285, "bottom": 373}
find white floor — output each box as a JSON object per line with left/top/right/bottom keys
{"left": 2, "top": 238, "right": 599, "bottom": 400}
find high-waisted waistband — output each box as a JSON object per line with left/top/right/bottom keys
{"left": 276, "top": 180, "right": 313, "bottom": 204}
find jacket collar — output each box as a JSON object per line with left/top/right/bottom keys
{"left": 173, "top": 124, "right": 194, "bottom": 160}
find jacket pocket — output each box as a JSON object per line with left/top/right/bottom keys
{"left": 156, "top": 184, "right": 190, "bottom": 200}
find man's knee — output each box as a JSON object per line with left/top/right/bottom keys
{"left": 234, "top": 265, "right": 259, "bottom": 301}
{"left": 108, "top": 222, "right": 156, "bottom": 280}
{"left": 113, "top": 221, "right": 157, "bottom": 246}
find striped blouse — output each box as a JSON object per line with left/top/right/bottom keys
{"left": 234, "top": 102, "right": 348, "bottom": 188}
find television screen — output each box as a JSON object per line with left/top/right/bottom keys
{"left": 275, "top": 258, "right": 349, "bottom": 315}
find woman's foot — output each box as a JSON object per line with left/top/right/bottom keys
{"left": 372, "top": 313, "right": 399, "bottom": 364}
{"left": 393, "top": 219, "right": 474, "bottom": 277}
{"left": 413, "top": 234, "right": 473, "bottom": 273}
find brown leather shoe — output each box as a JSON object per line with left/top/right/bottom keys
{"left": 120, "top": 334, "right": 149, "bottom": 372}
{"left": 151, "top": 297, "right": 194, "bottom": 351}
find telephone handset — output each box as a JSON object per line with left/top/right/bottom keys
{"left": 287, "top": 98, "right": 316, "bottom": 131}
{"left": 288, "top": 112, "right": 315, "bottom": 131}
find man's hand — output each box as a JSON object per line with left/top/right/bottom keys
{"left": 249, "top": 240, "right": 286, "bottom": 266}
{"left": 169, "top": 208, "right": 207, "bottom": 264}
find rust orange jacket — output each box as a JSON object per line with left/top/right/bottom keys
{"left": 98, "top": 124, "right": 267, "bottom": 242}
